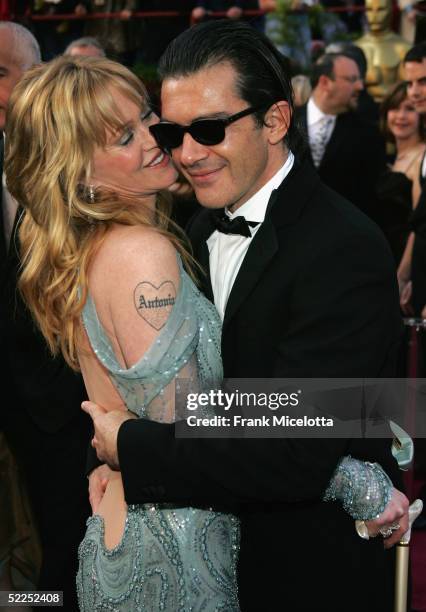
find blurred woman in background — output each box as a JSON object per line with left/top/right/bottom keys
{"left": 377, "top": 81, "right": 425, "bottom": 300}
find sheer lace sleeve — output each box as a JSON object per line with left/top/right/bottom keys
{"left": 323, "top": 455, "right": 393, "bottom": 520}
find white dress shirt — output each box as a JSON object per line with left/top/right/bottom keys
{"left": 307, "top": 97, "right": 336, "bottom": 160}
{"left": 207, "top": 152, "right": 294, "bottom": 321}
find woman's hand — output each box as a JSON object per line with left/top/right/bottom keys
{"left": 88, "top": 464, "right": 114, "bottom": 514}
{"left": 364, "top": 488, "right": 410, "bottom": 549}
{"left": 82, "top": 401, "right": 137, "bottom": 469}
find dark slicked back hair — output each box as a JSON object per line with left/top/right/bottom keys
{"left": 310, "top": 52, "right": 360, "bottom": 90}
{"left": 325, "top": 43, "right": 367, "bottom": 79}
{"left": 404, "top": 42, "right": 426, "bottom": 63}
{"left": 158, "top": 19, "right": 302, "bottom": 153}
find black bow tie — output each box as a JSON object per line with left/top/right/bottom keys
{"left": 211, "top": 211, "right": 259, "bottom": 238}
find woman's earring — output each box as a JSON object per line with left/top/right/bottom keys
{"left": 88, "top": 185, "right": 95, "bottom": 203}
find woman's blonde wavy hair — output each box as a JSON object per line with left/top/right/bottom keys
{"left": 5, "top": 55, "right": 197, "bottom": 371}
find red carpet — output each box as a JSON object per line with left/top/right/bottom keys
{"left": 407, "top": 475, "right": 426, "bottom": 612}
{"left": 412, "top": 529, "right": 426, "bottom": 612}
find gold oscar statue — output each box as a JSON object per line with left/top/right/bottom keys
{"left": 356, "top": 0, "right": 410, "bottom": 102}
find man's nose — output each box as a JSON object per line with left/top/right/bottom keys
{"left": 178, "top": 132, "right": 209, "bottom": 167}
{"left": 409, "top": 82, "right": 420, "bottom": 97}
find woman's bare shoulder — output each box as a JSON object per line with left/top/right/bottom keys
{"left": 87, "top": 225, "right": 181, "bottom": 368}
{"left": 91, "top": 224, "right": 177, "bottom": 277}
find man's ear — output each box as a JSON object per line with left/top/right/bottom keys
{"left": 264, "top": 101, "right": 291, "bottom": 145}
{"left": 318, "top": 73, "right": 333, "bottom": 92}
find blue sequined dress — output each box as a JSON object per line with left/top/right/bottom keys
{"left": 76, "top": 257, "right": 240, "bottom": 611}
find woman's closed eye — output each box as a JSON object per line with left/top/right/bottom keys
{"left": 141, "top": 109, "right": 154, "bottom": 123}
{"left": 118, "top": 128, "right": 134, "bottom": 146}
{"left": 117, "top": 110, "right": 155, "bottom": 146}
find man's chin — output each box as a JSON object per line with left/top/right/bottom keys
{"left": 194, "top": 197, "right": 226, "bottom": 210}
{"left": 414, "top": 101, "right": 426, "bottom": 115}
{"left": 191, "top": 184, "right": 228, "bottom": 210}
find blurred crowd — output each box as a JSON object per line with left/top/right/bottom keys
{"left": 1, "top": 0, "right": 424, "bottom": 67}
{"left": 1, "top": 5, "right": 426, "bottom": 611}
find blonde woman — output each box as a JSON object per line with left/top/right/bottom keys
{"left": 5, "top": 56, "right": 239, "bottom": 611}
{"left": 6, "top": 55, "right": 408, "bottom": 611}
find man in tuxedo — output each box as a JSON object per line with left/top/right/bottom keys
{"left": 295, "top": 52, "right": 386, "bottom": 220}
{"left": 0, "top": 21, "right": 91, "bottom": 610}
{"left": 85, "top": 20, "right": 409, "bottom": 611}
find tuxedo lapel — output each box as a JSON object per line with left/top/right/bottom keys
{"left": 188, "top": 209, "right": 215, "bottom": 303}
{"left": 223, "top": 159, "right": 319, "bottom": 330}
{"left": 223, "top": 214, "right": 278, "bottom": 330}
{"left": 189, "top": 160, "right": 320, "bottom": 331}
{"left": 296, "top": 106, "right": 314, "bottom": 166}
{"left": 8, "top": 205, "right": 24, "bottom": 262}
{"left": 197, "top": 236, "right": 214, "bottom": 303}
{"left": 319, "top": 114, "right": 345, "bottom": 168}
{"left": 298, "top": 105, "right": 308, "bottom": 134}
{"left": 0, "top": 134, "right": 22, "bottom": 266}
{"left": 0, "top": 133, "right": 7, "bottom": 263}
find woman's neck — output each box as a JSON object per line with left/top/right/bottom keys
{"left": 395, "top": 135, "right": 423, "bottom": 157}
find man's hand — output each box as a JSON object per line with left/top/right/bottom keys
{"left": 88, "top": 464, "right": 114, "bottom": 513}
{"left": 365, "top": 488, "right": 409, "bottom": 548}
{"left": 82, "top": 401, "right": 137, "bottom": 470}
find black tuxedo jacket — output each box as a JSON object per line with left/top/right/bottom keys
{"left": 0, "top": 136, "right": 91, "bottom": 608}
{"left": 117, "top": 159, "right": 403, "bottom": 611}
{"left": 0, "top": 137, "right": 86, "bottom": 434}
{"left": 410, "top": 178, "right": 426, "bottom": 313}
{"left": 296, "top": 105, "right": 386, "bottom": 221}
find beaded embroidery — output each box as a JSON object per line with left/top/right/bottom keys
{"left": 77, "top": 257, "right": 240, "bottom": 611}
{"left": 323, "top": 455, "right": 393, "bottom": 520}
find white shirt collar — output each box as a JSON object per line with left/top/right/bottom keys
{"left": 226, "top": 151, "right": 295, "bottom": 224}
{"left": 307, "top": 97, "right": 335, "bottom": 127}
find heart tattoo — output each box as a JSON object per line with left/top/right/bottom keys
{"left": 134, "top": 280, "right": 177, "bottom": 331}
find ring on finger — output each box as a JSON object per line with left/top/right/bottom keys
{"left": 379, "top": 527, "right": 393, "bottom": 538}
{"left": 390, "top": 522, "right": 400, "bottom": 531}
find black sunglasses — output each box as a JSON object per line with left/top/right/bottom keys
{"left": 149, "top": 105, "right": 267, "bottom": 151}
